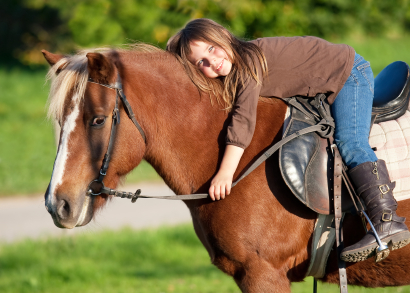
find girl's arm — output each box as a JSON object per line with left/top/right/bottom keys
{"left": 209, "top": 144, "right": 244, "bottom": 200}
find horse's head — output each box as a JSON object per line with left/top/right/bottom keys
{"left": 42, "top": 50, "right": 145, "bottom": 228}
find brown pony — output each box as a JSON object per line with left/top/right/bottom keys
{"left": 42, "top": 45, "right": 410, "bottom": 292}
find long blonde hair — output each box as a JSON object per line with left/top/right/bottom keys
{"left": 166, "top": 18, "right": 267, "bottom": 111}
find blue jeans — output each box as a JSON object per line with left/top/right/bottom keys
{"left": 331, "top": 53, "right": 378, "bottom": 169}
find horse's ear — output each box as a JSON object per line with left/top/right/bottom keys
{"left": 86, "top": 52, "right": 115, "bottom": 84}
{"left": 42, "top": 50, "right": 65, "bottom": 67}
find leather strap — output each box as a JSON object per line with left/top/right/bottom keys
{"left": 332, "top": 145, "right": 348, "bottom": 293}
{"left": 88, "top": 75, "right": 146, "bottom": 142}
{"left": 115, "top": 75, "right": 146, "bottom": 142}
{"left": 86, "top": 119, "right": 333, "bottom": 202}
{"left": 104, "top": 122, "right": 328, "bottom": 201}
{"left": 98, "top": 94, "right": 120, "bottom": 182}
{"left": 232, "top": 122, "right": 330, "bottom": 188}
{"left": 101, "top": 185, "right": 209, "bottom": 201}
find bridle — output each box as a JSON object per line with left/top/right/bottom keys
{"left": 86, "top": 73, "right": 146, "bottom": 202}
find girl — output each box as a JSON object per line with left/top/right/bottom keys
{"left": 166, "top": 18, "right": 410, "bottom": 262}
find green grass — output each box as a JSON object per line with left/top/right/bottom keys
{"left": 1, "top": 36, "right": 409, "bottom": 196}
{"left": 0, "top": 225, "right": 239, "bottom": 293}
{"left": 337, "top": 36, "right": 410, "bottom": 75}
{"left": 0, "top": 224, "right": 410, "bottom": 293}
{"left": 0, "top": 68, "right": 59, "bottom": 196}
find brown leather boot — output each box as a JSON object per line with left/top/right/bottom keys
{"left": 340, "top": 159, "right": 410, "bottom": 262}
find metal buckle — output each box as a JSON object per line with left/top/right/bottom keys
{"left": 86, "top": 179, "right": 105, "bottom": 196}
{"left": 379, "top": 184, "right": 390, "bottom": 195}
{"left": 382, "top": 211, "right": 393, "bottom": 222}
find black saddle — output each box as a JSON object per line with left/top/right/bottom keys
{"left": 373, "top": 61, "right": 410, "bottom": 123}
{"left": 280, "top": 61, "right": 410, "bottom": 215}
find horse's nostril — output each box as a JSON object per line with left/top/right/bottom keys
{"left": 57, "top": 199, "right": 70, "bottom": 219}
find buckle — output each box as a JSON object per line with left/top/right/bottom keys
{"left": 379, "top": 184, "right": 390, "bottom": 195}
{"left": 382, "top": 211, "right": 393, "bottom": 222}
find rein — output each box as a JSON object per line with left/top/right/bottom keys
{"left": 86, "top": 74, "right": 335, "bottom": 203}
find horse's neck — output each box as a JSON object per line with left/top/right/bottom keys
{"left": 121, "top": 53, "right": 227, "bottom": 195}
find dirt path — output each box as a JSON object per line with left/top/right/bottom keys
{"left": 0, "top": 182, "right": 192, "bottom": 243}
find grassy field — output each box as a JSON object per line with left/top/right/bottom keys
{"left": 0, "top": 36, "right": 409, "bottom": 196}
{"left": 0, "top": 224, "right": 409, "bottom": 293}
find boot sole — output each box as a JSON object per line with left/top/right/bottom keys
{"left": 340, "top": 230, "right": 410, "bottom": 262}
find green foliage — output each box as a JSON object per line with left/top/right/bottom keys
{"left": 0, "top": 0, "right": 70, "bottom": 66}
{"left": 2, "top": 0, "right": 410, "bottom": 65}
{"left": 0, "top": 224, "right": 410, "bottom": 292}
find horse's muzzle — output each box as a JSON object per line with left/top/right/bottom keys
{"left": 45, "top": 184, "right": 94, "bottom": 229}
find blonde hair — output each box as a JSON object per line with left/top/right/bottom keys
{"left": 46, "top": 44, "right": 162, "bottom": 123}
{"left": 166, "top": 18, "right": 267, "bottom": 111}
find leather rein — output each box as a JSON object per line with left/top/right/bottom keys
{"left": 85, "top": 73, "right": 334, "bottom": 203}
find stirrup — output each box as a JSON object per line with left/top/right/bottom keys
{"left": 361, "top": 210, "right": 390, "bottom": 262}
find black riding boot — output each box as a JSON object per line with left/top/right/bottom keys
{"left": 340, "top": 159, "right": 410, "bottom": 262}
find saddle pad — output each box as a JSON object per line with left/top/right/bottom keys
{"left": 370, "top": 108, "right": 410, "bottom": 201}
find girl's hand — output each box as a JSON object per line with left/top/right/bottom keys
{"left": 209, "top": 171, "right": 233, "bottom": 201}
{"left": 208, "top": 145, "right": 244, "bottom": 201}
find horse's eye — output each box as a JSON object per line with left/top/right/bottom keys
{"left": 91, "top": 116, "right": 106, "bottom": 126}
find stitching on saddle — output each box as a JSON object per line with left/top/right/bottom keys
{"left": 304, "top": 132, "right": 321, "bottom": 204}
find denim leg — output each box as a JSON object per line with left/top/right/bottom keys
{"left": 331, "top": 53, "right": 378, "bottom": 169}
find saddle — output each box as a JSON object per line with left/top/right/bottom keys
{"left": 280, "top": 61, "right": 410, "bottom": 215}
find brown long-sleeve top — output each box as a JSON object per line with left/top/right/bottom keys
{"left": 226, "top": 36, "right": 355, "bottom": 149}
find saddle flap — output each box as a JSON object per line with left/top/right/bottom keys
{"left": 280, "top": 102, "right": 354, "bottom": 215}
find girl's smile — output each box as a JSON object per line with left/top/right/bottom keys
{"left": 188, "top": 40, "right": 233, "bottom": 78}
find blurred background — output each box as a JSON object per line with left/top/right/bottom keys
{"left": 1, "top": 0, "right": 410, "bottom": 292}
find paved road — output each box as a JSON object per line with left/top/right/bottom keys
{"left": 0, "top": 182, "right": 192, "bottom": 243}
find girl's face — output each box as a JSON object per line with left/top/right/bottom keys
{"left": 188, "top": 40, "right": 233, "bottom": 78}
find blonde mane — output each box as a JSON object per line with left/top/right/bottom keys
{"left": 46, "top": 44, "right": 162, "bottom": 122}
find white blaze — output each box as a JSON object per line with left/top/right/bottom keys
{"left": 46, "top": 102, "right": 80, "bottom": 210}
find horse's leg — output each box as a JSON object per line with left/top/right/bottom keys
{"left": 233, "top": 258, "right": 291, "bottom": 293}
